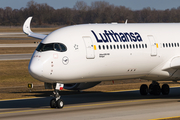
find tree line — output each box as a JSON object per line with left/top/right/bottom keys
{"left": 0, "top": 0, "right": 180, "bottom": 26}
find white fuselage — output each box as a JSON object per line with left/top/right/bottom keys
{"left": 28, "top": 23, "right": 180, "bottom": 84}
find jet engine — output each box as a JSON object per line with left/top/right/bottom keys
{"left": 44, "top": 82, "right": 101, "bottom": 90}
{"left": 64, "top": 82, "right": 101, "bottom": 90}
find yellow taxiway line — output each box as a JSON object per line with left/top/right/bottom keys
{"left": 150, "top": 116, "right": 180, "bottom": 120}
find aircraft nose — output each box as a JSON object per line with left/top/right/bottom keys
{"left": 28, "top": 59, "right": 43, "bottom": 79}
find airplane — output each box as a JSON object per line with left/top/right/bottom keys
{"left": 23, "top": 16, "right": 180, "bottom": 108}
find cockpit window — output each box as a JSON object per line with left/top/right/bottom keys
{"left": 54, "top": 43, "right": 60, "bottom": 51}
{"left": 36, "top": 43, "right": 67, "bottom": 52}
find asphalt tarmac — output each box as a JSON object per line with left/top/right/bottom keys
{"left": 0, "top": 88, "right": 180, "bottom": 120}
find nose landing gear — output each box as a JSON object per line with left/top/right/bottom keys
{"left": 140, "top": 81, "right": 170, "bottom": 96}
{"left": 50, "top": 83, "right": 64, "bottom": 109}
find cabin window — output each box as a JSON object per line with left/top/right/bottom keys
{"left": 166, "top": 43, "right": 168, "bottom": 47}
{"left": 117, "top": 45, "right": 119, "bottom": 49}
{"left": 136, "top": 44, "right": 138, "bottom": 48}
{"left": 114, "top": 45, "right": 116, "bottom": 49}
{"left": 169, "top": 43, "right": 171, "bottom": 47}
{"left": 110, "top": 45, "right": 112, "bottom": 49}
{"left": 133, "top": 44, "right": 135, "bottom": 49}
{"left": 99, "top": 45, "right": 101, "bottom": 50}
{"left": 163, "top": 43, "right": 165, "bottom": 48}
{"left": 123, "top": 45, "right": 125, "bottom": 49}
{"left": 106, "top": 45, "right": 109, "bottom": 49}
{"left": 36, "top": 43, "right": 67, "bottom": 52}
{"left": 145, "top": 44, "right": 147, "bottom": 48}
{"left": 174, "top": 43, "right": 177, "bottom": 47}
{"left": 130, "top": 44, "right": 132, "bottom": 49}
{"left": 142, "top": 44, "right": 144, "bottom": 48}
{"left": 103, "top": 45, "right": 105, "bottom": 50}
{"left": 120, "top": 45, "right": 122, "bottom": 49}
{"left": 177, "top": 43, "right": 179, "bottom": 47}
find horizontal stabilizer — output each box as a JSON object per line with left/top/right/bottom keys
{"left": 23, "top": 17, "right": 47, "bottom": 40}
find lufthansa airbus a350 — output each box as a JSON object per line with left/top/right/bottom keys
{"left": 23, "top": 17, "right": 180, "bottom": 108}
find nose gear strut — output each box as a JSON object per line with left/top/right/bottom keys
{"left": 50, "top": 83, "right": 64, "bottom": 109}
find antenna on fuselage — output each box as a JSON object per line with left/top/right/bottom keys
{"left": 125, "top": 19, "right": 128, "bottom": 24}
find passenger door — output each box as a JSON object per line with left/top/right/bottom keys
{"left": 148, "top": 35, "right": 157, "bottom": 56}
{"left": 83, "top": 36, "right": 95, "bottom": 59}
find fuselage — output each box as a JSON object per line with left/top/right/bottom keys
{"left": 29, "top": 23, "right": 180, "bottom": 84}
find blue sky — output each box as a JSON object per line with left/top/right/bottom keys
{"left": 0, "top": 0, "right": 180, "bottom": 10}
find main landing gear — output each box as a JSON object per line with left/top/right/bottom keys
{"left": 50, "top": 83, "right": 64, "bottom": 109}
{"left": 140, "top": 81, "right": 170, "bottom": 96}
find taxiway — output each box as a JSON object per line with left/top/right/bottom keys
{"left": 0, "top": 88, "right": 180, "bottom": 120}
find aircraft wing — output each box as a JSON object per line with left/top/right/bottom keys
{"left": 162, "top": 56, "right": 180, "bottom": 70}
{"left": 23, "top": 17, "right": 47, "bottom": 40}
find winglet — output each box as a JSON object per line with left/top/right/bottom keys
{"left": 23, "top": 16, "right": 33, "bottom": 35}
{"left": 23, "top": 17, "right": 47, "bottom": 40}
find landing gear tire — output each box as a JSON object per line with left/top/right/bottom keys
{"left": 153, "top": 84, "right": 161, "bottom": 95}
{"left": 50, "top": 98, "right": 56, "bottom": 108}
{"left": 140, "top": 82, "right": 170, "bottom": 96}
{"left": 149, "top": 82, "right": 161, "bottom": 95}
{"left": 56, "top": 99, "right": 64, "bottom": 109}
{"left": 149, "top": 84, "right": 153, "bottom": 95}
{"left": 140, "top": 84, "right": 148, "bottom": 95}
{"left": 162, "top": 84, "right": 170, "bottom": 95}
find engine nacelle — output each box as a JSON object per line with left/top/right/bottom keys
{"left": 44, "top": 82, "right": 101, "bottom": 90}
{"left": 64, "top": 82, "right": 101, "bottom": 90}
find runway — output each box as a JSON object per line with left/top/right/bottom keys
{"left": 0, "top": 44, "right": 38, "bottom": 47}
{"left": 0, "top": 32, "right": 49, "bottom": 37}
{"left": 0, "top": 54, "right": 32, "bottom": 60}
{"left": 0, "top": 88, "right": 180, "bottom": 120}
